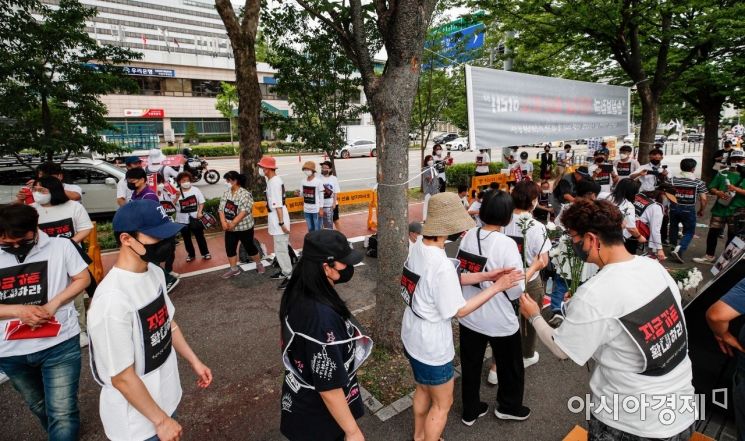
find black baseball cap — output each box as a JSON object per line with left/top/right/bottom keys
{"left": 302, "top": 230, "right": 363, "bottom": 266}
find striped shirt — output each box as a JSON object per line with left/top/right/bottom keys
{"left": 670, "top": 176, "right": 707, "bottom": 206}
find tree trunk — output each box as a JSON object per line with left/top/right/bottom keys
{"left": 369, "top": 72, "right": 419, "bottom": 351}
{"left": 234, "top": 49, "right": 263, "bottom": 193}
{"left": 636, "top": 85, "right": 659, "bottom": 165}
{"left": 700, "top": 100, "right": 724, "bottom": 183}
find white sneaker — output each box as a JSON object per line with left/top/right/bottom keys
{"left": 487, "top": 369, "right": 498, "bottom": 385}
{"left": 693, "top": 255, "right": 716, "bottom": 265}
{"left": 79, "top": 331, "right": 89, "bottom": 348}
{"left": 0, "top": 370, "right": 8, "bottom": 385}
{"left": 523, "top": 352, "right": 539, "bottom": 368}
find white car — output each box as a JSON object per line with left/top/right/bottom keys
{"left": 445, "top": 137, "right": 469, "bottom": 151}
{"left": 335, "top": 139, "right": 377, "bottom": 159}
{"left": 623, "top": 133, "right": 635, "bottom": 144}
{"left": 0, "top": 157, "right": 125, "bottom": 216}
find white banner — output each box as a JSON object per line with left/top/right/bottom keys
{"left": 466, "top": 65, "right": 630, "bottom": 149}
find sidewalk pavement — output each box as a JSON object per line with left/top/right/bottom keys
{"left": 100, "top": 202, "right": 424, "bottom": 277}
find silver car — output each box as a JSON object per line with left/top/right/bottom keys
{"left": 335, "top": 139, "right": 377, "bottom": 159}
{"left": 0, "top": 157, "right": 125, "bottom": 215}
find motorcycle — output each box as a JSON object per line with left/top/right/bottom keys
{"left": 185, "top": 156, "right": 220, "bottom": 184}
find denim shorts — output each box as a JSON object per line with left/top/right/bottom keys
{"left": 405, "top": 350, "right": 454, "bottom": 386}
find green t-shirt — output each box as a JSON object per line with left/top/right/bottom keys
{"left": 709, "top": 171, "right": 743, "bottom": 216}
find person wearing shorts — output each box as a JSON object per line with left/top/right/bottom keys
{"left": 219, "top": 171, "right": 264, "bottom": 279}
{"left": 400, "top": 192, "right": 522, "bottom": 439}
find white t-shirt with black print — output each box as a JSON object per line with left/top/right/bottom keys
{"left": 400, "top": 239, "right": 466, "bottom": 365}
{"left": 554, "top": 256, "right": 694, "bottom": 438}
{"left": 456, "top": 227, "right": 525, "bottom": 337}
{"left": 88, "top": 263, "right": 180, "bottom": 441}
{"left": 502, "top": 213, "right": 552, "bottom": 282}
{"left": 600, "top": 192, "right": 637, "bottom": 240}
{"left": 320, "top": 174, "right": 341, "bottom": 209}
{"left": 174, "top": 187, "right": 206, "bottom": 224}
{"left": 0, "top": 232, "right": 87, "bottom": 357}
{"left": 32, "top": 200, "right": 93, "bottom": 240}
{"left": 267, "top": 175, "right": 290, "bottom": 236}
{"left": 301, "top": 176, "right": 325, "bottom": 214}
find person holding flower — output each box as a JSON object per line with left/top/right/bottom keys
{"left": 502, "top": 181, "right": 552, "bottom": 368}
{"left": 519, "top": 198, "right": 694, "bottom": 441}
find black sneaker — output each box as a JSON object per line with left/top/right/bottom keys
{"left": 165, "top": 275, "right": 180, "bottom": 293}
{"left": 278, "top": 277, "right": 290, "bottom": 290}
{"left": 495, "top": 405, "right": 531, "bottom": 421}
{"left": 269, "top": 270, "right": 284, "bottom": 280}
{"left": 462, "top": 402, "right": 489, "bottom": 426}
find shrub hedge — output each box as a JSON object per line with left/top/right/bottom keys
{"left": 445, "top": 160, "right": 543, "bottom": 188}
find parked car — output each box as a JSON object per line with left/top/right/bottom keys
{"left": 433, "top": 132, "right": 458, "bottom": 145}
{"left": 445, "top": 137, "right": 470, "bottom": 151}
{"left": 0, "top": 157, "right": 125, "bottom": 216}
{"left": 623, "top": 133, "right": 635, "bottom": 144}
{"left": 409, "top": 132, "right": 418, "bottom": 141}
{"left": 686, "top": 133, "right": 704, "bottom": 142}
{"left": 654, "top": 135, "right": 667, "bottom": 144}
{"left": 335, "top": 139, "right": 377, "bottom": 159}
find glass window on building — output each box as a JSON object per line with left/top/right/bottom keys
{"left": 163, "top": 78, "right": 186, "bottom": 97}
{"left": 133, "top": 77, "right": 163, "bottom": 96}
{"left": 172, "top": 118, "right": 230, "bottom": 135}
{"left": 191, "top": 79, "right": 222, "bottom": 97}
{"left": 102, "top": 119, "right": 164, "bottom": 136}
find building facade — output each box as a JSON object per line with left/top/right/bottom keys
{"left": 40, "top": 0, "right": 369, "bottom": 143}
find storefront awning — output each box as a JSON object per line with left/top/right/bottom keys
{"left": 231, "top": 101, "right": 289, "bottom": 118}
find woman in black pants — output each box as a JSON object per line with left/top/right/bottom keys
{"left": 174, "top": 171, "right": 211, "bottom": 262}
{"left": 219, "top": 171, "right": 264, "bottom": 279}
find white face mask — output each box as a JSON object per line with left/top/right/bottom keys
{"left": 181, "top": 182, "right": 191, "bottom": 190}
{"left": 427, "top": 160, "right": 434, "bottom": 166}
{"left": 303, "top": 169, "right": 313, "bottom": 177}
{"left": 258, "top": 168, "right": 266, "bottom": 177}
{"left": 542, "top": 189, "right": 551, "bottom": 194}
{"left": 33, "top": 191, "right": 51, "bottom": 205}
{"left": 225, "top": 181, "right": 233, "bottom": 189}
{"left": 621, "top": 153, "right": 630, "bottom": 160}
{"left": 521, "top": 159, "right": 528, "bottom": 164}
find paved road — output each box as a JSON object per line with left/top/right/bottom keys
{"left": 195, "top": 143, "right": 704, "bottom": 200}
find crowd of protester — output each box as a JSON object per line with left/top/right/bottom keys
{"left": 4, "top": 138, "right": 745, "bottom": 441}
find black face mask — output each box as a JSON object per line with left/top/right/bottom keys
{"left": 133, "top": 237, "right": 173, "bottom": 264}
{"left": 594, "top": 157, "right": 605, "bottom": 164}
{"left": 334, "top": 264, "right": 354, "bottom": 284}
{"left": 650, "top": 159, "right": 661, "bottom": 166}
{"left": 1, "top": 236, "right": 37, "bottom": 263}
{"left": 572, "top": 238, "right": 590, "bottom": 262}
{"left": 321, "top": 170, "right": 330, "bottom": 176}
{"left": 126, "top": 182, "right": 137, "bottom": 191}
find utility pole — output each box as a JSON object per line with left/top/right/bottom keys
{"left": 503, "top": 31, "right": 514, "bottom": 71}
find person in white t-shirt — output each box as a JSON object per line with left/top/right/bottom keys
{"left": 401, "top": 192, "right": 522, "bottom": 439}
{"left": 30, "top": 176, "right": 94, "bottom": 348}
{"left": 174, "top": 171, "right": 211, "bottom": 262}
{"left": 502, "top": 181, "right": 552, "bottom": 369}
{"left": 456, "top": 189, "right": 530, "bottom": 426}
{"left": 300, "top": 161, "right": 325, "bottom": 232}
{"left": 475, "top": 149, "right": 491, "bottom": 176}
{"left": 588, "top": 150, "right": 619, "bottom": 194}
{"left": 88, "top": 199, "right": 212, "bottom": 441}
{"left": 512, "top": 151, "right": 534, "bottom": 181}
{"left": 600, "top": 179, "right": 646, "bottom": 255}
{"left": 0, "top": 204, "right": 90, "bottom": 440}
{"left": 467, "top": 191, "right": 485, "bottom": 227}
{"left": 519, "top": 198, "right": 695, "bottom": 441}
{"left": 118, "top": 156, "right": 143, "bottom": 206}
{"left": 16, "top": 162, "right": 83, "bottom": 204}
{"left": 320, "top": 161, "right": 341, "bottom": 230}
{"left": 614, "top": 145, "right": 640, "bottom": 180}
{"left": 634, "top": 147, "right": 669, "bottom": 193}
{"left": 258, "top": 156, "right": 293, "bottom": 290}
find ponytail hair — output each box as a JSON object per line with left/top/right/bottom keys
{"left": 223, "top": 170, "right": 248, "bottom": 188}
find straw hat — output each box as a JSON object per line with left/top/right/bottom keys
{"left": 302, "top": 161, "right": 317, "bottom": 172}
{"left": 422, "top": 192, "right": 476, "bottom": 237}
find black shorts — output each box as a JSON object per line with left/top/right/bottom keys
{"left": 333, "top": 205, "right": 339, "bottom": 221}
{"left": 224, "top": 228, "right": 258, "bottom": 258}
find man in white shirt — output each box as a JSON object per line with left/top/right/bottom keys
{"left": 588, "top": 151, "right": 619, "bottom": 193}
{"left": 475, "top": 149, "right": 491, "bottom": 176}
{"left": 520, "top": 198, "right": 694, "bottom": 441}
{"left": 614, "top": 145, "right": 640, "bottom": 180}
{"left": 0, "top": 204, "right": 90, "bottom": 440}
{"left": 117, "top": 156, "right": 143, "bottom": 206}
{"left": 556, "top": 144, "right": 574, "bottom": 177}
{"left": 88, "top": 200, "right": 212, "bottom": 441}
{"left": 634, "top": 147, "right": 669, "bottom": 193}
{"left": 258, "top": 156, "right": 294, "bottom": 289}
{"left": 320, "top": 161, "right": 341, "bottom": 230}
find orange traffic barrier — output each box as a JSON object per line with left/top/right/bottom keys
{"left": 251, "top": 189, "right": 378, "bottom": 230}
{"left": 468, "top": 173, "right": 512, "bottom": 204}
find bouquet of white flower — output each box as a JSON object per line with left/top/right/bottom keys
{"left": 669, "top": 267, "right": 704, "bottom": 292}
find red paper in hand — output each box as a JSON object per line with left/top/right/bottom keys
{"left": 5, "top": 319, "right": 62, "bottom": 340}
